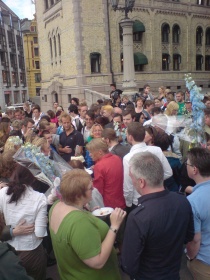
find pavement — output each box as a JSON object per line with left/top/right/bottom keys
{"left": 46, "top": 252, "right": 193, "bottom": 280}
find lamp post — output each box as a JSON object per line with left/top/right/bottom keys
{"left": 110, "top": 0, "right": 137, "bottom": 96}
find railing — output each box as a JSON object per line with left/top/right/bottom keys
{"left": 84, "top": 89, "right": 109, "bottom": 107}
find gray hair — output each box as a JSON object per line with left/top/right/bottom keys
{"left": 129, "top": 152, "right": 164, "bottom": 187}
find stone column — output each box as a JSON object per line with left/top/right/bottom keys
{"left": 120, "top": 18, "right": 137, "bottom": 97}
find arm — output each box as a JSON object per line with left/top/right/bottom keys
{"left": 93, "top": 164, "right": 105, "bottom": 197}
{"left": 186, "top": 232, "right": 201, "bottom": 259}
{"left": 123, "top": 157, "right": 133, "bottom": 207}
{"left": 34, "top": 196, "right": 47, "bottom": 238}
{"left": 121, "top": 212, "right": 145, "bottom": 276}
{"left": 83, "top": 208, "right": 126, "bottom": 269}
{"left": 160, "top": 152, "right": 173, "bottom": 179}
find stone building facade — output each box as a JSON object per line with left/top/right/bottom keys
{"left": 35, "top": 0, "right": 210, "bottom": 111}
{"left": 21, "top": 17, "right": 41, "bottom": 101}
{"left": 0, "top": 1, "right": 28, "bottom": 110}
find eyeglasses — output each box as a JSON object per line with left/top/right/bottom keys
{"left": 185, "top": 161, "right": 194, "bottom": 167}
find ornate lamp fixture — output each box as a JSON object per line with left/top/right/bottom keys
{"left": 110, "top": 0, "right": 135, "bottom": 18}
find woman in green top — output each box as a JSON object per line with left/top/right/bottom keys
{"left": 49, "top": 169, "right": 126, "bottom": 280}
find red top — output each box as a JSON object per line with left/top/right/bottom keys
{"left": 93, "top": 153, "right": 126, "bottom": 209}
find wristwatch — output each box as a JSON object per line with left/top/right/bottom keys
{"left": 109, "top": 227, "right": 118, "bottom": 234}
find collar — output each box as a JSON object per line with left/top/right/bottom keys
{"left": 130, "top": 142, "right": 146, "bottom": 151}
{"left": 193, "top": 179, "right": 210, "bottom": 192}
{"left": 138, "top": 189, "right": 169, "bottom": 205}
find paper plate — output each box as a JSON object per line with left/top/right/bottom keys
{"left": 92, "top": 207, "right": 114, "bottom": 217}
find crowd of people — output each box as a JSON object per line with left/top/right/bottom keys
{"left": 0, "top": 83, "right": 210, "bottom": 280}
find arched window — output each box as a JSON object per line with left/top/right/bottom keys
{"left": 162, "top": 54, "right": 170, "bottom": 70}
{"left": 133, "top": 20, "right": 145, "bottom": 42}
{"left": 205, "top": 56, "right": 210, "bottom": 71}
{"left": 119, "top": 25, "right": 123, "bottom": 41}
{"left": 134, "top": 52, "right": 148, "bottom": 72}
{"left": 58, "top": 34, "right": 61, "bottom": 56}
{"left": 120, "top": 53, "right": 123, "bottom": 72}
{"left": 50, "top": 38, "right": 53, "bottom": 59}
{"left": 196, "top": 55, "right": 203, "bottom": 70}
{"left": 196, "top": 26, "right": 203, "bottom": 45}
{"left": 173, "top": 54, "right": 181, "bottom": 70}
{"left": 54, "top": 36, "right": 57, "bottom": 58}
{"left": 172, "top": 25, "right": 180, "bottom": 44}
{"left": 206, "top": 28, "right": 210, "bottom": 45}
{"left": 90, "top": 52, "right": 101, "bottom": 73}
{"left": 161, "top": 23, "right": 170, "bottom": 43}
{"left": 45, "top": 0, "right": 49, "bottom": 10}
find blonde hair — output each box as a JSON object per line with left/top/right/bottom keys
{"left": 32, "top": 137, "right": 49, "bottom": 152}
{"left": 101, "top": 105, "right": 114, "bottom": 114}
{"left": 60, "top": 169, "right": 91, "bottom": 204}
{"left": 90, "top": 124, "right": 103, "bottom": 138}
{"left": 86, "top": 138, "right": 108, "bottom": 153}
{"left": 165, "top": 101, "right": 179, "bottom": 116}
{"left": 60, "top": 112, "right": 71, "bottom": 122}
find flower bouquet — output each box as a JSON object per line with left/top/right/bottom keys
{"left": 114, "top": 122, "right": 127, "bottom": 145}
{"left": 13, "top": 143, "right": 72, "bottom": 196}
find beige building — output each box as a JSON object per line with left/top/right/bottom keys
{"left": 35, "top": 0, "right": 210, "bottom": 111}
{"left": 21, "top": 17, "right": 41, "bottom": 101}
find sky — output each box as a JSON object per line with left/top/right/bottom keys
{"left": 4, "top": 0, "right": 35, "bottom": 19}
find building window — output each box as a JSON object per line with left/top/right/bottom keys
{"left": 162, "top": 54, "right": 170, "bottom": 70}
{"left": 50, "top": 0, "right": 54, "bottom": 6}
{"left": 162, "top": 23, "right": 170, "bottom": 43}
{"left": 50, "top": 38, "right": 53, "bottom": 59}
{"left": 119, "top": 25, "right": 123, "bottom": 41}
{"left": 2, "top": 70, "right": 10, "bottom": 86}
{"left": 58, "top": 34, "right": 61, "bottom": 56}
{"left": 207, "top": 0, "right": 210, "bottom": 6}
{"left": 206, "top": 28, "right": 210, "bottom": 45}
{"left": 7, "top": 30, "right": 15, "bottom": 48}
{"left": 196, "top": 55, "right": 203, "bottom": 70}
{"left": 54, "top": 36, "right": 57, "bottom": 58}
{"left": 35, "top": 61, "right": 40, "bottom": 69}
{"left": 90, "top": 52, "right": 101, "bottom": 73}
{"left": 10, "top": 53, "right": 17, "bottom": 69}
{"left": 133, "top": 21, "right": 145, "bottom": 42}
{"left": 18, "top": 55, "right": 24, "bottom": 70}
{"left": 120, "top": 53, "right": 123, "bottom": 72}
{"left": 173, "top": 54, "right": 181, "bottom": 71}
{"left": 30, "top": 26, "right": 36, "bottom": 32}
{"left": 45, "top": 0, "right": 49, "bottom": 10}
{"left": 12, "top": 71, "right": 19, "bottom": 86}
{"left": 68, "top": 94, "right": 71, "bottom": 103}
{"left": 33, "top": 37, "right": 38, "bottom": 44}
{"left": 35, "top": 73, "right": 41, "bottom": 83}
{"left": 44, "top": 95, "right": 47, "bottom": 102}
{"left": 196, "top": 26, "right": 203, "bottom": 45}
{"left": 16, "top": 35, "right": 23, "bottom": 51}
{"left": 36, "top": 87, "right": 41, "bottom": 96}
{"left": 172, "top": 25, "right": 180, "bottom": 43}
{"left": 20, "top": 72, "right": 26, "bottom": 85}
{"left": 197, "top": 0, "right": 204, "bottom": 4}
{"left": 34, "top": 47, "right": 39, "bottom": 56}
{"left": 205, "top": 56, "right": 210, "bottom": 71}
{"left": 134, "top": 52, "right": 148, "bottom": 72}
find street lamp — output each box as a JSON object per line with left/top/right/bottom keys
{"left": 110, "top": 0, "right": 137, "bottom": 96}
{"left": 110, "top": 0, "right": 135, "bottom": 18}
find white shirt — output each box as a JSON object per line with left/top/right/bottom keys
{"left": 82, "top": 126, "right": 91, "bottom": 142}
{"left": 0, "top": 186, "right": 47, "bottom": 251}
{"left": 123, "top": 142, "right": 172, "bottom": 207}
